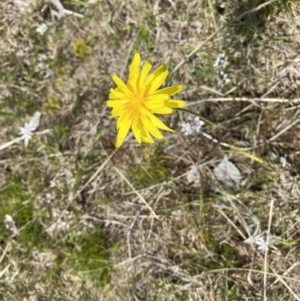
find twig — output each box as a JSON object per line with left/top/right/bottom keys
{"left": 185, "top": 98, "right": 290, "bottom": 107}
{"left": 202, "top": 267, "right": 300, "bottom": 283}
{"left": 126, "top": 209, "right": 141, "bottom": 258}
{"left": 236, "top": 0, "right": 280, "bottom": 20}
{"left": 270, "top": 268, "right": 300, "bottom": 301}
{"left": 199, "top": 131, "right": 231, "bottom": 148}
{"left": 0, "top": 137, "right": 22, "bottom": 151}
{"left": 263, "top": 199, "right": 274, "bottom": 301}
{"left": 171, "top": 26, "right": 223, "bottom": 76}
{"left": 0, "top": 129, "right": 51, "bottom": 151}
{"left": 76, "top": 148, "right": 119, "bottom": 198}
{"left": 0, "top": 243, "right": 10, "bottom": 265}
{"left": 113, "top": 167, "right": 158, "bottom": 218}
{"left": 0, "top": 264, "right": 10, "bottom": 279}
{"left": 50, "top": 0, "right": 83, "bottom": 19}
{"left": 269, "top": 118, "right": 300, "bottom": 142}
{"left": 171, "top": 0, "right": 281, "bottom": 76}
{"left": 217, "top": 209, "right": 247, "bottom": 240}
{"left": 271, "top": 262, "right": 300, "bottom": 286}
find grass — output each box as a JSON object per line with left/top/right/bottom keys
{"left": 1, "top": 0, "right": 300, "bottom": 300}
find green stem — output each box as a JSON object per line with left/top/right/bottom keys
{"left": 178, "top": 108, "right": 216, "bottom": 127}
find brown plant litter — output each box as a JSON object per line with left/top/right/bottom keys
{"left": 1, "top": 0, "right": 300, "bottom": 300}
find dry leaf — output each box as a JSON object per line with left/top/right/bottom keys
{"left": 186, "top": 164, "right": 201, "bottom": 185}
{"left": 213, "top": 155, "right": 241, "bottom": 188}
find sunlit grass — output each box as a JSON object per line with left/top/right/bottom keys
{"left": 1, "top": 0, "right": 300, "bottom": 300}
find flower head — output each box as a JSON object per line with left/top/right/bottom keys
{"left": 19, "top": 111, "right": 41, "bottom": 147}
{"left": 180, "top": 122, "right": 193, "bottom": 136}
{"left": 217, "top": 71, "right": 230, "bottom": 87}
{"left": 213, "top": 53, "right": 228, "bottom": 68}
{"left": 19, "top": 123, "right": 34, "bottom": 147}
{"left": 107, "top": 53, "right": 185, "bottom": 147}
{"left": 180, "top": 116, "right": 204, "bottom": 136}
{"left": 36, "top": 23, "right": 48, "bottom": 35}
{"left": 255, "top": 237, "right": 269, "bottom": 252}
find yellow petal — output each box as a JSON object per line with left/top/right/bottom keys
{"left": 151, "top": 107, "right": 173, "bottom": 114}
{"left": 144, "top": 101, "right": 165, "bottom": 110}
{"left": 144, "top": 64, "right": 166, "bottom": 87}
{"left": 115, "top": 126, "right": 131, "bottom": 148}
{"left": 148, "top": 70, "right": 169, "bottom": 93}
{"left": 106, "top": 100, "right": 124, "bottom": 107}
{"left": 147, "top": 94, "right": 169, "bottom": 102}
{"left": 140, "top": 115, "right": 163, "bottom": 140}
{"left": 115, "top": 114, "right": 133, "bottom": 147}
{"left": 149, "top": 114, "right": 174, "bottom": 131}
{"left": 109, "top": 88, "right": 125, "bottom": 99}
{"left": 141, "top": 127, "right": 154, "bottom": 143}
{"left": 116, "top": 111, "right": 133, "bottom": 130}
{"left": 152, "top": 64, "right": 166, "bottom": 77}
{"left": 132, "top": 116, "right": 142, "bottom": 144}
{"left": 138, "top": 61, "right": 152, "bottom": 86}
{"left": 110, "top": 107, "right": 122, "bottom": 117}
{"left": 112, "top": 75, "right": 128, "bottom": 91}
{"left": 152, "top": 85, "right": 183, "bottom": 96}
{"left": 165, "top": 100, "right": 186, "bottom": 108}
{"left": 138, "top": 106, "right": 151, "bottom": 116}
{"left": 128, "top": 53, "right": 141, "bottom": 79}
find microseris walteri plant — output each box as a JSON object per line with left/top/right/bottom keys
{"left": 107, "top": 53, "right": 185, "bottom": 147}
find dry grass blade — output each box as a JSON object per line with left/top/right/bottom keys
{"left": 113, "top": 166, "right": 158, "bottom": 218}
{"left": 271, "top": 269, "right": 300, "bottom": 301}
{"left": 263, "top": 199, "right": 274, "bottom": 301}
{"left": 1, "top": 0, "right": 300, "bottom": 300}
{"left": 236, "top": 0, "right": 281, "bottom": 20}
{"left": 171, "top": 26, "right": 223, "bottom": 75}
{"left": 185, "top": 98, "right": 290, "bottom": 107}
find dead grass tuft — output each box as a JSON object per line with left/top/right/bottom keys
{"left": 1, "top": 0, "right": 300, "bottom": 300}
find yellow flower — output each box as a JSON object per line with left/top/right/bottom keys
{"left": 107, "top": 53, "right": 185, "bottom": 148}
